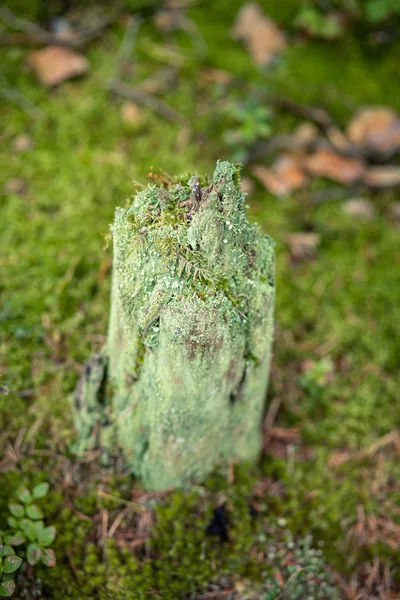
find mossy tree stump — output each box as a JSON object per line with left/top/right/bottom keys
{"left": 74, "top": 161, "right": 275, "bottom": 489}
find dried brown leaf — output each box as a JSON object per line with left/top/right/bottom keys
{"left": 241, "top": 176, "right": 254, "bottom": 196}
{"left": 347, "top": 106, "right": 400, "bottom": 156}
{"left": 252, "top": 155, "right": 308, "bottom": 197}
{"left": 342, "top": 198, "right": 376, "bottom": 221}
{"left": 200, "top": 67, "right": 232, "bottom": 85}
{"left": 4, "top": 178, "right": 26, "bottom": 195}
{"left": 27, "top": 46, "right": 89, "bottom": 87}
{"left": 292, "top": 121, "right": 319, "bottom": 150}
{"left": 286, "top": 232, "right": 320, "bottom": 259}
{"left": 13, "top": 134, "right": 34, "bottom": 153}
{"left": 232, "top": 2, "right": 286, "bottom": 66}
{"left": 120, "top": 102, "right": 144, "bottom": 125}
{"left": 363, "top": 166, "right": 400, "bottom": 188}
{"left": 305, "top": 148, "right": 365, "bottom": 183}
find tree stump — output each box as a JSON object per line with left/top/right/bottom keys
{"left": 73, "top": 161, "right": 275, "bottom": 489}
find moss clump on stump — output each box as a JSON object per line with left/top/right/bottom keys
{"left": 74, "top": 161, "right": 275, "bottom": 489}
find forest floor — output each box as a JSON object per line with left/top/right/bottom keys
{"left": 1, "top": 1, "right": 400, "bottom": 599}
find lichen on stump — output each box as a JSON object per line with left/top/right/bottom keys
{"left": 74, "top": 161, "right": 275, "bottom": 489}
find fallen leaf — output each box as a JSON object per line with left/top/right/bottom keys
{"left": 347, "top": 106, "right": 400, "bottom": 156}
{"left": 232, "top": 2, "right": 286, "bottom": 66}
{"left": 363, "top": 166, "right": 400, "bottom": 188}
{"left": 252, "top": 155, "right": 308, "bottom": 197}
{"left": 241, "top": 176, "right": 254, "bottom": 196}
{"left": 4, "top": 178, "right": 26, "bottom": 195}
{"left": 200, "top": 67, "right": 232, "bottom": 85}
{"left": 292, "top": 122, "right": 319, "bottom": 150}
{"left": 27, "top": 46, "right": 89, "bottom": 87}
{"left": 342, "top": 198, "right": 376, "bottom": 221}
{"left": 13, "top": 134, "right": 34, "bottom": 153}
{"left": 154, "top": 8, "right": 182, "bottom": 33}
{"left": 120, "top": 102, "right": 144, "bottom": 125}
{"left": 305, "top": 148, "right": 365, "bottom": 183}
{"left": 286, "top": 232, "right": 320, "bottom": 259}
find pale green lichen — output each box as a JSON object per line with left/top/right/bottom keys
{"left": 74, "top": 161, "right": 275, "bottom": 489}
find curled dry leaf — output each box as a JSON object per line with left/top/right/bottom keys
{"left": 251, "top": 155, "right": 308, "bottom": 197}
{"left": 120, "top": 102, "right": 144, "bottom": 125}
{"left": 286, "top": 232, "right": 320, "bottom": 260}
{"left": 347, "top": 106, "right": 400, "bottom": 156}
{"left": 342, "top": 198, "right": 376, "bottom": 221}
{"left": 241, "top": 176, "right": 254, "bottom": 196}
{"left": 4, "top": 178, "right": 26, "bottom": 195}
{"left": 27, "top": 46, "right": 89, "bottom": 87}
{"left": 200, "top": 67, "right": 232, "bottom": 85}
{"left": 232, "top": 2, "right": 286, "bottom": 66}
{"left": 292, "top": 121, "right": 319, "bottom": 150}
{"left": 363, "top": 166, "right": 400, "bottom": 188}
{"left": 13, "top": 134, "right": 34, "bottom": 153}
{"left": 305, "top": 148, "right": 365, "bottom": 184}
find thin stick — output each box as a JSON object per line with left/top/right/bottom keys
{"left": 108, "top": 507, "right": 129, "bottom": 538}
{"left": 98, "top": 488, "right": 147, "bottom": 512}
{"left": 328, "top": 430, "right": 400, "bottom": 468}
{"left": 109, "top": 16, "right": 142, "bottom": 85}
{"left": 0, "top": 6, "right": 121, "bottom": 48}
{"left": 107, "top": 78, "right": 184, "bottom": 124}
{"left": 0, "top": 75, "right": 42, "bottom": 119}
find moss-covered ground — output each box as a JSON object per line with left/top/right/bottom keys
{"left": 1, "top": 1, "right": 400, "bottom": 597}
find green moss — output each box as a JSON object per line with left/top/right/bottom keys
{"left": 74, "top": 162, "right": 275, "bottom": 489}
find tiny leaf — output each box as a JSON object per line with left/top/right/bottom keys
{"left": 17, "top": 488, "right": 32, "bottom": 504}
{"left": 8, "top": 504, "right": 24, "bottom": 518}
{"left": 7, "top": 517, "right": 17, "bottom": 529}
{"left": 33, "top": 482, "right": 49, "bottom": 499}
{"left": 0, "top": 580, "right": 16, "bottom": 597}
{"left": 42, "top": 548, "right": 56, "bottom": 567}
{"left": 26, "top": 505, "right": 43, "bottom": 520}
{"left": 4, "top": 534, "right": 25, "bottom": 547}
{"left": 27, "top": 543, "right": 42, "bottom": 566}
{"left": 37, "top": 525, "right": 56, "bottom": 547}
{"left": 1, "top": 547, "right": 14, "bottom": 558}
{"left": 3, "top": 555, "right": 22, "bottom": 574}
{"left": 20, "top": 518, "right": 36, "bottom": 542}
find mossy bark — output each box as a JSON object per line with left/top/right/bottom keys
{"left": 74, "top": 161, "right": 275, "bottom": 490}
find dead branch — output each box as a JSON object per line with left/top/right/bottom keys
{"left": 108, "top": 77, "right": 184, "bottom": 123}
{"left": 0, "top": 6, "right": 121, "bottom": 48}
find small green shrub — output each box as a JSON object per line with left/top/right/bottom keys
{"left": 223, "top": 99, "right": 272, "bottom": 162}
{"left": 3, "top": 484, "right": 56, "bottom": 568}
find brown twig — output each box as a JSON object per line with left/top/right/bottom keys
{"left": 328, "top": 430, "right": 400, "bottom": 468}
{"left": 97, "top": 488, "right": 147, "bottom": 512}
{"left": 0, "top": 6, "right": 121, "bottom": 48}
{"left": 271, "top": 96, "right": 334, "bottom": 130}
{"left": 108, "top": 15, "right": 142, "bottom": 84}
{"left": 108, "top": 507, "right": 130, "bottom": 538}
{"left": 108, "top": 78, "right": 184, "bottom": 123}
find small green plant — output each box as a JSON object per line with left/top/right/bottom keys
{"left": 295, "top": 7, "right": 343, "bottom": 39}
{"left": 223, "top": 99, "right": 272, "bottom": 162}
{"left": 0, "top": 541, "right": 22, "bottom": 597}
{"left": 298, "top": 358, "right": 334, "bottom": 400}
{"left": 263, "top": 534, "right": 340, "bottom": 600}
{"left": 4, "top": 484, "right": 56, "bottom": 568}
{"left": 365, "top": 0, "right": 400, "bottom": 22}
